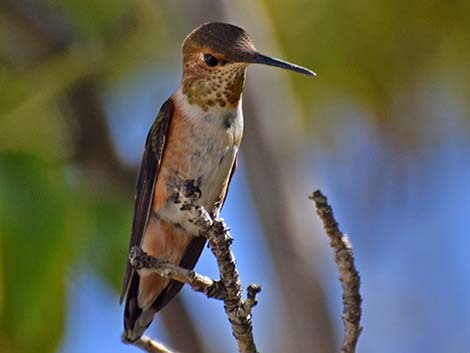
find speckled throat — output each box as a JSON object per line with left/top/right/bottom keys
{"left": 182, "top": 64, "right": 247, "bottom": 111}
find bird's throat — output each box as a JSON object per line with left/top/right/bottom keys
{"left": 181, "top": 65, "right": 246, "bottom": 111}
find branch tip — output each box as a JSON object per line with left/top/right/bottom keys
{"left": 247, "top": 284, "right": 262, "bottom": 300}
{"left": 310, "top": 189, "right": 363, "bottom": 353}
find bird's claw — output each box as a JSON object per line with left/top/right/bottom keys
{"left": 182, "top": 179, "right": 202, "bottom": 201}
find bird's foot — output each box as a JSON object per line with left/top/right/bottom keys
{"left": 182, "top": 179, "right": 202, "bottom": 201}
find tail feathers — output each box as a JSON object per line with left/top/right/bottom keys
{"left": 123, "top": 276, "right": 182, "bottom": 342}
{"left": 122, "top": 237, "right": 207, "bottom": 341}
{"left": 123, "top": 274, "right": 155, "bottom": 342}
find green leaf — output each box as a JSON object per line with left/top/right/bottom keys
{"left": 50, "top": 0, "right": 131, "bottom": 37}
{"left": 83, "top": 190, "right": 132, "bottom": 292}
{"left": 0, "top": 153, "right": 75, "bottom": 353}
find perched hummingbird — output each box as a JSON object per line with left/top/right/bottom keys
{"left": 121, "top": 22, "right": 315, "bottom": 341}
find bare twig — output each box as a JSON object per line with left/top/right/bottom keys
{"left": 122, "top": 334, "right": 174, "bottom": 353}
{"left": 129, "top": 246, "right": 227, "bottom": 300}
{"left": 128, "top": 188, "right": 261, "bottom": 353}
{"left": 309, "top": 190, "right": 363, "bottom": 353}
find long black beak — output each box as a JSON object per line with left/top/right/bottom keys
{"left": 251, "top": 52, "right": 316, "bottom": 76}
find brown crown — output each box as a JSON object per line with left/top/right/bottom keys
{"left": 183, "top": 22, "right": 256, "bottom": 62}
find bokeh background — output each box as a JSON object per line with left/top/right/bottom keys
{"left": 1, "top": 0, "right": 469, "bottom": 352}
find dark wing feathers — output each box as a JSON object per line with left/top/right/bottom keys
{"left": 120, "top": 98, "right": 174, "bottom": 303}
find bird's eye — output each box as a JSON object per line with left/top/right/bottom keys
{"left": 203, "top": 54, "right": 219, "bottom": 67}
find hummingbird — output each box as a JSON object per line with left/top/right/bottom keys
{"left": 121, "top": 22, "right": 315, "bottom": 342}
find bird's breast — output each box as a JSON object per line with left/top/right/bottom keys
{"left": 156, "top": 93, "right": 243, "bottom": 216}
{"left": 178, "top": 108, "right": 242, "bottom": 208}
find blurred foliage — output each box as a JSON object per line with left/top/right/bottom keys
{"left": 263, "top": 0, "right": 470, "bottom": 140}
{"left": 0, "top": 152, "right": 132, "bottom": 353}
{"left": 0, "top": 0, "right": 469, "bottom": 352}
{"left": 52, "top": 0, "right": 131, "bottom": 37}
{"left": 0, "top": 153, "right": 69, "bottom": 353}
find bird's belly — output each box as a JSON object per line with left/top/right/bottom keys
{"left": 156, "top": 108, "right": 242, "bottom": 233}
{"left": 159, "top": 139, "right": 237, "bottom": 233}
{"left": 183, "top": 137, "right": 237, "bottom": 208}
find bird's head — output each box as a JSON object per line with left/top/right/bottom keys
{"left": 180, "top": 22, "right": 315, "bottom": 111}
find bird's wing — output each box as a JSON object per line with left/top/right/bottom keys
{"left": 120, "top": 98, "right": 174, "bottom": 303}
{"left": 213, "top": 152, "right": 238, "bottom": 213}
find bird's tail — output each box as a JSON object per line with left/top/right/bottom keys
{"left": 122, "top": 236, "right": 207, "bottom": 341}
{"left": 123, "top": 273, "right": 156, "bottom": 342}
